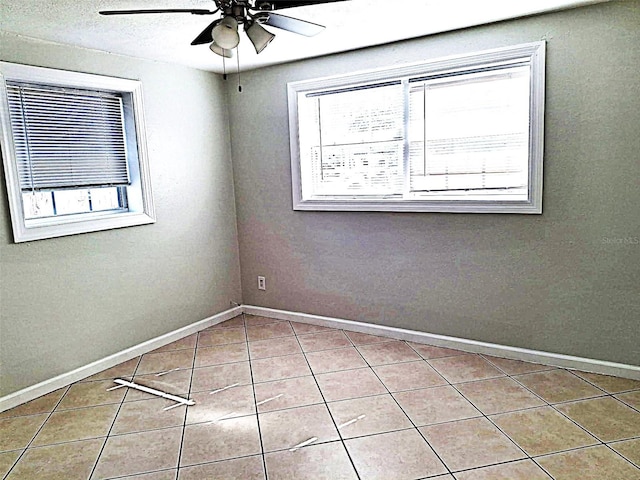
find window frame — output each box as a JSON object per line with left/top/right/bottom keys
{"left": 0, "top": 62, "right": 155, "bottom": 243}
{"left": 288, "top": 42, "right": 545, "bottom": 214}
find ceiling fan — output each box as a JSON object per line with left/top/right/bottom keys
{"left": 99, "top": 0, "right": 348, "bottom": 58}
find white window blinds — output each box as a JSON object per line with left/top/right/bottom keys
{"left": 296, "top": 62, "right": 533, "bottom": 203}
{"left": 6, "top": 82, "right": 130, "bottom": 191}
{"left": 289, "top": 41, "right": 545, "bottom": 213}
{"left": 408, "top": 65, "right": 530, "bottom": 197}
{"left": 299, "top": 82, "right": 405, "bottom": 197}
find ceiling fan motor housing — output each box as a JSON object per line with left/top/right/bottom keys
{"left": 255, "top": 2, "right": 275, "bottom": 9}
{"left": 99, "top": 0, "right": 334, "bottom": 54}
{"left": 219, "top": 0, "right": 253, "bottom": 23}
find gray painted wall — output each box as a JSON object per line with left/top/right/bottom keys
{"left": 1, "top": 1, "right": 638, "bottom": 399}
{"left": 0, "top": 33, "right": 242, "bottom": 396}
{"left": 229, "top": 1, "right": 640, "bottom": 365}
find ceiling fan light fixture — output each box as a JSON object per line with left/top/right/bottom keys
{"left": 246, "top": 21, "right": 276, "bottom": 54}
{"left": 209, "top": 41, "right": 234, "bottom": 58}
{"left": 212, "top": 15, "right": 240, "bottom": 49}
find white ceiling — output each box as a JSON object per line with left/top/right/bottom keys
{"left": 1, "top": 0, "right": 609, "bottom": 73}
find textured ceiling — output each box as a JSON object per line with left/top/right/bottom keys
{"left": 1, "top": 0, "right": 609, "bottom": 73}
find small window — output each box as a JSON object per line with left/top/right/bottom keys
{"left": 288, "top": 42, "right": 545, "bottom": 213}
{"left": 0, "top": 62, "right": 155, "bottom": 242}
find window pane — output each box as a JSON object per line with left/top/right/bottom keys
{"left": 22, "top": 191, "right": 54, "bottom": 219}
{"left": 318, "top": 85, "right": 404, "bottom": 145}
{"left": 409, "top": 66, "right": 530, "bottom": 199}
{"left": 90, "top": 187, "right": 122, "bottom": 212}
{"left": 299, "top": 83, "right": 405, "bottom": 198}
{"left": 53, "top": 189, "right": 91, "bottom": 215}
{"left": 311, "top": 141, "right": 403, "bottom": 196}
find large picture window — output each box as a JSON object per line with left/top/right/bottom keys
{"left": 0, "top": 62, "right": 155, "bottom": 242}
{"left": 288, "top": 42, "right": 545, "bottom": 213}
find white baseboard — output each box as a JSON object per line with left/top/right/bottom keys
{"left": 3, "top": 303, "right": 639, "bottom": 413}
{"left": 0, "top": 306, "right": 242, "bottom": 413}
{"left": 244, "top": 305, "right": 640, "bottom": 381}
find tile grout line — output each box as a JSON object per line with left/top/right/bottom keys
{"left": 448, "top": 356, "right": 640, "bottom": 474}
{"left": 67, "top": 337, "right": 640, "bottom": 476}
{"left": 479, "top": 353, "right": 557, "bottom": 375}
{"left": 446, "top": 457, "right": 554, "bottom": 480}
{"left": 561, "top": 368, "right": 640, "bottom": 413}
{"left": 344, "top": 340, "right": 456, "bottom": 475}
{"left": 105, "top": 467, "right": 178, "bottom": 480}
{"left": 4, "top": 318, "right": 639, "bottom": 478}
{"left": 529, "top": 439, "right": 640, "bottom": 458}
{"left": 435, "top": 358, "right": 621, "bottom": 477}
{"left": 529, "top": 441, "right": 640, "bottom": 477}
{"left": 530, "top": 458, "right": 557, "bottom": 480}
{"left": 477, "top": 353, "right": 636, "bottom": 445}
{"left": 9, "top": 396, "right": 184, "bottom": 416}
{"left": 544, "top": 394, "right": 640, "bottom": 471}
{"left": 604, "top": 437, "right": 640, "bottom": 470}
{"left": 383, "top": 341, "right": 607, "bottom": 476}
{"left": 291, "top": 326, "right": 363, "bottom": 480}
{"left": 439, "top": 355, "right": 611, "bottom": 475}
{"left": 244, "top": 326, "right": 640, "bottom": 476}
{"left": 564, "top": 368, "right": 639, "bottom": 392}
{"left": 2, "top": 384, "right": 72, "bottom": 480}
{"left": 477, "top": 355, "right": 615, "bottom": 443}
{"left": 471, "top": 353, "right": 566, "bottom": 478}
{"left": 612, "top": 396, "right": 640, "bottom": 414}
{"left": 87, "top": 354, "right": 143, "bottom": 480}
{"left": 506, "top": 370, "right": 607, "bottom": 403}
{"left": 601, "top": 441, "right": 640, "bottom": 472}
{"left": 159, "top": 453, "right": 263, "bottom": 475}
{"left": 502, "top": 369, "right": 612, "bottom": 450}
{"left": 243, "top": 312, "right": 270, "bottom": 480}
{"left": 19, "top": 402, "right": 616, "bottom": 451}
{"left": 447, "top": 378, "right": 552, "bottom": 475}
{"left": 485, "top": 359, "right": 609, "bottom": 408}
{"left": 1, "top": 427, "right": 177, "bottom": 450}
{"left": 358, "top": 338, "right": 457, "bottom": 477}
{"left": 173, "top": 332, "right": 200, "bottom": 480}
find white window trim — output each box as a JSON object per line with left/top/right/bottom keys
{"left": 0, "top": 62, "right": 155, "bottom": 242}
{"left": 288, "top": 41, "right": 545, "bottom": 214}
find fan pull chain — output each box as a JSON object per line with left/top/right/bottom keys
{"left": 237, "top": 48, "right": 242, "bottom": 92}
{"left": 222, "top": 55, "right": 227, "bottom": 80}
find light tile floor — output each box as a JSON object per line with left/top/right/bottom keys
{"left": 1, "top": 314, "right": 639, "bottom": 479}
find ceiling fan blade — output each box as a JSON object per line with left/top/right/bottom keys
{"left": 262, "top": 13, "right": 325, "bottom": 37}
{"left": 99, "top": 9, "right": 216, "bottom": 16}
{"left": 190, "top": 19, "right": 220, "bottom": 45}
{"left": 254, "top": 0, "right": 349, "bottom": 10}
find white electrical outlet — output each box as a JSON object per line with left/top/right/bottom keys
{"left": 257, "top": 276, "right": 266, "bottom": 290}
